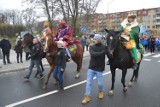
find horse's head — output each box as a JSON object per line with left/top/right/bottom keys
{"left": 105, "top": 29, "right": 120, "bottom": 58}
{"left": 42, "top": 34, "right": 56, "bottom": 53}
{"left": 21, "top": 33, "right": 34, "bottom": 48}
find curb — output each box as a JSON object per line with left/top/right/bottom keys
{"left": 0, "top": 54, "right": 90, "bottom": 74}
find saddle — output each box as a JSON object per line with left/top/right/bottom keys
{"left": 120, "top": 34, "right": 135, "bottom": 50}
{"left": 120, "top": 36, "right": 141, "bottom": 63}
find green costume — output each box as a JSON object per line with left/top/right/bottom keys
{"left": 118, "top": 18, "right": 140, "bottom": 63}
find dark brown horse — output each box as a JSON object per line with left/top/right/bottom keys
{"left": 42, "top": 34, "right": 83, "bottom": 89}
{"left": 105, "top": 29, "right": 143, "bottom": 96}
{"left": 21, "top": 33, "right": 45, "bottom": 71}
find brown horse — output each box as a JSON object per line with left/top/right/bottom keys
{"left": 21, "top": 33, "right": 45, "bottom": 71}
{"left": 42, "top": 34, "right": 83, "bottom": 89}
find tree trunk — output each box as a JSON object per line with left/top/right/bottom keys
{"left": 44, "top": 0, "right": 52, "bottom": 29}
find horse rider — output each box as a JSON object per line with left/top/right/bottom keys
{"left": 54, "top": 21, "right": 72, "bottom": 61}
{"left": 118, "top": 12, "right": 141, "bottom": 70}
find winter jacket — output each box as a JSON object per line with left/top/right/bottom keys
{"left": 29, "top": 43, "right": 41, "bottom": 60}
{"left": 89, "top": 43, "right": 107, "bottom": 71}
{"left": 0, "top": 39, "right": 11, "bottom": 54}
{"left": 15, "top": 40, "right": 23, "bottom": 53}
{"left": 54, "top": 48, "right": 66, "bottom": 69}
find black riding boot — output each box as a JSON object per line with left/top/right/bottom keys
{"left": 132, "top": 63, "right": 138, "bottom": 70}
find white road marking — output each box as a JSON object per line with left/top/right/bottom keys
{"left": 152, "top": 54, "right": 160, "bottom": 58}
{"left": 157, "top": 60, "right": 160, "bottom": 62}
{"left": 143, "top": 53, "right": 151, "bottom": 57}
{"left": 5, "top": 72, "right": 111, "bottom": 107}
{"left": 143, "top": 59, "right": 151, "bottom": 61}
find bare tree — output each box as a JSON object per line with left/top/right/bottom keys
{"left": 57, "top": 0, "right": 101, "bottom": 36}
{"left": 22, "top": 8, "right": 37, "bottom": 33}
{"left": 22, "top": 0, "right": 60, "bottom": 29}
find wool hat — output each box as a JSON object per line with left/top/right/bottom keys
{"left": 94, "top": 34, "right": 102, "bottom": 42}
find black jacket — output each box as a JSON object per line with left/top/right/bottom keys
{"left": 15, "top": 40, "right": 23, "bottom": 53}
{"left": 30, "top": 43, "right": 41, "bottom": 60}
{"left": 0, "top": 39, "right": 11, "bottom": 54}
{"left": 89, "top": 43, "right": 107, "bottom": 71}
{"left": 54, "top": 48, "right": 66, "bottom": 69}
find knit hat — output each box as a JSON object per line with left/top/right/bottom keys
{"left": 93, "top": 34, "right": 102, "bottom": 42}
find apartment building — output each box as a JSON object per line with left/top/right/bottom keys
{"left": 85, "top": 7, "right": 160, "bottom": 36}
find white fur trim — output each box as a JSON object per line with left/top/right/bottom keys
{"left": 121, "top": 18, "right": 139, "bottom": 29}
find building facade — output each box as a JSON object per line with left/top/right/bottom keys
{"left": 84, "top": 7, "right": 160, "bottom": 36}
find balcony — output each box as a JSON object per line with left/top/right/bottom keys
{"left": 156, "top": 16, "right": 160, "bottom": 19}
{"left": 156, "top": 10, "right": 160, "bottom": 14}
{"left": 156, "top": 22, "right": 160, "bottom": 25}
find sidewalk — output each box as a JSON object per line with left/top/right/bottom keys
{"left": 0, "top": 50, "right": 90, "bottom": 74}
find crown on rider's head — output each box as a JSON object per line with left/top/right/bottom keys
{"left": 127, "top": 12, "right": 137, "bottom": 19}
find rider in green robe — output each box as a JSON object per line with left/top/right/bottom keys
{"left": 118, "top": 12, "right": 140, "bottom": 69}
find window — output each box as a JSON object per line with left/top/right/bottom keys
{"left": 148, "top": 26, "right": 150, "bottom": 28}
{"left": 152, "top": 26, "right": 155, "bottom": 28}
{"left": 143, "top": 11, "right": 146, "bottom": 14}
{"left": 153, "top": 15, "right": 156, "bottom": 18}
{"left": 138, "top": 11, "right": 141, "bottom": 14}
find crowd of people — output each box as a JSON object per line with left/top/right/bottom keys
{"left": 140, "top": 36, "right": 160, "bottom": 54}
{"left": 1, "top": 12, "right": 160, "bottom": 105}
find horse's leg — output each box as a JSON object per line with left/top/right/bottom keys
{"left": 108, "top": 67, "right": 116, "bottom": 96}
{"left": 134, "top": 63, "right": 140, "bottom": 81}
{"left": 128, "top": 70, "right": 136, "bottom": 87}
{"left": 72, "top": 56, "right": 82, "bottom": 79}
{"left": 121, "top": 69, "right": 128, "bottom": 93}
{"left": 43, "top": 65, "right": 54, "bottom": 90}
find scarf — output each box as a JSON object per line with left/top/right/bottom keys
{"left": 121, "top": 18, "right": 139, "bottom": 30}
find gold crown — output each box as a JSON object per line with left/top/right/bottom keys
{"left": 127, "top": 12, "right": 137, "bottom": 18}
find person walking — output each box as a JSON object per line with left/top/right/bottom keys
{"left": 51, "top": 40, "right": 66, "bottom": 90}
{"left": 80, "top": 35, "right": 86, "bottom": 52}
{"left": 0, "top": 36, "right": 12, "bottom": 65}
{"left": 15, "top": 37, "right": 23, "bottom": 63}
{"left": 0, "top": 48, "right": 2, "bottom": 68}
{"left": 148, "top": 36, "right": 155, "bottom": 54}
{"left": 24, "top": 38, "right": 43, "bottom": 80}
{"left": 82, "top": 34, "right": 107, "bottom": 104}
{"left": 86, "top": 36, "right": 91, "bottom": 51}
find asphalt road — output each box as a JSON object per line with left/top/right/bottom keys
{"left": 1, "top": 52, "right": 160, "bottom": 107}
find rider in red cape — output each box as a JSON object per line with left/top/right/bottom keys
{"left": 54, "top": 21, "right": 72, "bottom": 60}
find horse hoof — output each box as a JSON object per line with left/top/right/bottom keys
{"left": 123, "top": 87, "right": 128, "bottom": 93}
{"left": 108, "top": 90, "right": 114, "bottom": 96}
{"left": 43, "top": 85, "right": 47, "bottom": 90}
{"left": 75, "top": 73, "right": 80, "bottom": 79}
{"left": 128, "top": 82, "right": 133, "bottom": 87}
{"left": 134, "top": 77, "right": 138, "bottom": 82}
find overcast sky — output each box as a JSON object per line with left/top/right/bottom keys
{"left": 0, "top": 0, "right": 160, "bottom": 13}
